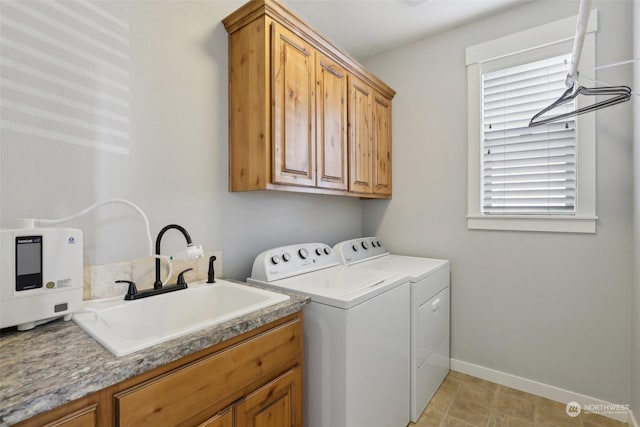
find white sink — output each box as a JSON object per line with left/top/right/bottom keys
{"left": 73, "top": 280, "right": 290, "bottom": 356}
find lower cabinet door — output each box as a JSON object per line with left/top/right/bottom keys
{"left": 198, "top": 407, "right": 233, "bottom": 427}
{"left": 235, "top": 368, "right": 302, "bottom": 427}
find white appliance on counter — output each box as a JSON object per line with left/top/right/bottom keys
{"left": 248, "top": 243, "right": 410, "bottom": 427}
{"left": 334, "top": 237, "right": 450, "bottom": 423}
{"left": 0, "top": 228, "right": 83, "bottom": 330}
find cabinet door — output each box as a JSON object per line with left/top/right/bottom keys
{"left": 372, "top": 93, "right": 392, "bottom": 195}
{"left": 272, "top": 23, "right": 316, "bottom": 187}
{"left": 235, "top": 367, "right": 302, "bottom": 427}
{"left": 316, "top": 53, "right": 348, "bottom": 190}
{"left": 198, "top": 407, "right": 233, "bottom": 427}
{"left": 348, "top": 75, "right": 373, "bottom": 194}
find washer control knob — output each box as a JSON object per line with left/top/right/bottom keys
{"left": 376, "top": 240, "right": 382, "bottom": 247}
{"left": 371, "top": 240, "right": 377, "bottom": 247}
{"left": 324, "top": 247, "right": 331, "bottom": 255}
{"left": 282, "top": 253, "right": 291, "bottom": 262}
{"left": 315, "top": 248, "right": 323, "bottom": 256}
{"left": 361, "top": 241, "right": 369, "bottom": 250}
{"left": 298, "top": 248, "right": 309, "bottom": 259}
{"left": 352, "top": 244, "right": 359, "bottom": 252}
{"left": 271, "top": 255, "right": 281, "bottom": 265}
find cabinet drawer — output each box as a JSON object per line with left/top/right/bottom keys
{"left": 42, "top": 404, "right": 97, "bottom": 427}
{"left": 15, "top": 402, "right": 98, "bottom": 427}
{"left": 115, "top": 318, "right": 302, "bottom": 427}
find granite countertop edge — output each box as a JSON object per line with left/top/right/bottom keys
{"left": 0, "top": 282, "right": 309, "bottom": 426}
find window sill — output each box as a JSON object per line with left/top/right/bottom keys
{"left": 466, "top": 215, "right": 597, "bottom": 234}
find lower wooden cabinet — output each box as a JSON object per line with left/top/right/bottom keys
{"left": 198, "top": 408, "right": 233, "bottom": 427}
{"left": 235, "top": 368, "right": 301, "bottom": 427}
{"left": 203, "top": 367, "right": 302, "bottom": 427}
{"left": 15, "top": 312, "right": 303, "bottom": 427}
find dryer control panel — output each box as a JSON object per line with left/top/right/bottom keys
{"left": 250, "top": 243, "right": 339, "bottom": 282}
{"left": 333, "top": 237, "right": 389, "bottom": 265}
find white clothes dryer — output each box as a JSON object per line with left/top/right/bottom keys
{"left": 334, "top": 237, "right": 450, "bottom": 423}
{"left": 248, "top": 243, "right": 411, "bottom": 427}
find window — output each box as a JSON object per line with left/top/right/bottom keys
{"left": 482, "top": 54, "right": 576, "bottom": 215}
{"left": 466, "top": 11, "right": 598, "bottom": 233}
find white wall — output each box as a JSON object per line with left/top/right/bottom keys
{"left": 0, "top": 0, "right": 363, "bottom": 280}
{"left": 632, "top": 0, "right": 640, "bottom": 421}
{"left": 1, "top": 0, "right": 635, "bottom": 411}
{"left": 363, "top": 0, "right": 634, "bottom": 405}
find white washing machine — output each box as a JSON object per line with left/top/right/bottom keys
{"left": 334, "top": 237, "right": 450, "bottom": 423}
{"left": 248, "top": 243, "right": 410, "bottom": 427}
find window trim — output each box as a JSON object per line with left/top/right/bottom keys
{"left": 466, "top": 10, "right": 598, "bottom": 233}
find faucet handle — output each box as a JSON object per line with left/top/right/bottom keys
{"left": 176, "top": 268, "right": 193, "bottom": 287}
{"left": 117, "top": 280, "right": 138, "bottom": 301}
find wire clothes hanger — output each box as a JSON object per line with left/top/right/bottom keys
{"left": 528, "top": 0, "right": 632, "bottom": 127}
{"left": 528, "top": 84, "right": 632, "bottom": 127}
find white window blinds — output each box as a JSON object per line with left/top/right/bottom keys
{"left": 482, "top": 54, "right": 576, "bottom": 214}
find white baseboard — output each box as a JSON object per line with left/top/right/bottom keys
{"left": 629, "top": 409, "right": 639, "bottom": 427}
{"left": 450, "top": 358, "right": 629, "bottom": 423}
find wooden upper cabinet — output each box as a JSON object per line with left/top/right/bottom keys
{"left": 316, "top": 53, "right": 348, "bottom": 190}
{"left": 272, "top": 23, "right": 316, "bottom": 187}
{"left": 348, "top": 75, "right": 373, "bottom": 194}
{"left": 226, "top": 16, "right": 270, "bottom": 192}
{"left": 373, "top": 93, "right": 392, "bottom": 195}
{"left": 348, "top": 78, "right": 393, "bottom": 196}
{"left": 223, "top": 0, "right": 395, "bottom": 199}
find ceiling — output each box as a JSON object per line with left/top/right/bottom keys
{"left": 282, "top": 0, "right": 532, "bottom": 59}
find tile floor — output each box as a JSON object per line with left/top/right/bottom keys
{"left": 411, "top": 371, "right": 628, "bottom": 427}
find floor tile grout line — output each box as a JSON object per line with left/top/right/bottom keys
{"left": 438, "top": 372, "right": 464, "bottom": 427}
{"left": 420, "top": 370, "right": 629, "bottom": 427}
{"left": 436, "top": 375, "right": 456, "bottom": 427}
